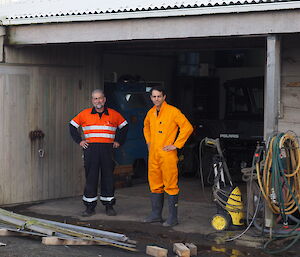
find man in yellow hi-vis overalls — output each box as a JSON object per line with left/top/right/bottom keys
{"left": 143, "top": 86, "right": 193, "bottom": 227}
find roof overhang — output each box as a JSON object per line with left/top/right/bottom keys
{"left": 6, "top": 9, "right": 300, "bottom": 46}
{"left": 2, "top": 1, "right": 300, "bottom": 26}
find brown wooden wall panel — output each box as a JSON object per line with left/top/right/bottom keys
{"left": 279, "top": 37, "right": 300, "bottom": 136}
{"left": 0, "top": 68, "right": 32, "bottom": 204}
{"left": 0, "top": 48, "right": 101, "bottom": 204}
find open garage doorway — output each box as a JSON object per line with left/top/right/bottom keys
{"left": 101, "top": 37, "right": 265, "bottom": 186}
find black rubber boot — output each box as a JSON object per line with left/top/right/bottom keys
{"left": 105, "top": 205, "right": 117, "bottom": 216}
{"left": 82, "top": 207, "right": 96, "bottom": 217}
{"left": 163, "top": 194, "right": 178, "bottom": 227}
{"left": 143, "top": 193, "right": 164, "bottom": 223}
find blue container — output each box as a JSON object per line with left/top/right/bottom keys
{"left": 104, "top": 82, "right": 152, "bottom": 168}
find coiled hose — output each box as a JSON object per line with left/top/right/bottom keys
{"left": 255, "top": 131, "right": 300, "bottom": 254}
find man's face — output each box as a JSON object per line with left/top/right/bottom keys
{"left": 92, "top": 92, "right": 106, "bottom": 110}
{"left": 150, "top": 90, "right": 166, "bottom": 108}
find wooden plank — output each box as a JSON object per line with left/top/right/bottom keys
{"left": 41, "top": 74, "right": 50, "bottom": 200}
{"left": 36, "top": 67, "right": 45, "bottom": 201}
{"left": 173, "top": 243, "right": 190, "bottom": 257}
{"left": 5, "top": 75, "right": 13, "bottom": 204}
{"left": 280, "top": 106, "right": 300, "bottom": 123}
{"left": 54, "top": 75, "right": 62, "bottom": 198}
{"left": 42, "top": 236, "right": 106, "bottom": 246}
{"left": 282, "top": 48, "right": 300, "bottom": 62}
{"left": 282, "top": 76, "right": 300, "bottom": 87}
{"left": 278, "top": 121, "right": 300, "bottom": 136}
{"left": 286, "top": 82, "right": 300, "bottom": 87}
{"left": 282, "top": 61, "right": 300, "bottom": 76}
{"left": 48, "top": 75, "right": 56, "bottom": 199}
{"left": 0, "top": 74, "right": 4, "bottom": 204}
{"left": 146, "top": 245, "right": 168, "bottom": 257}
{"left": 2, "top": 74, "right": 10, "bottom": 203}
{"left": 13, "top": 74, "right": 31, "bottom": 202}
{"left": 281, "top": 87, "right": 300, "bottom": 108}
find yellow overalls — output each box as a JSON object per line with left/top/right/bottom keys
{"left": 144, "top": 101, "right": 193, "bottom": 195}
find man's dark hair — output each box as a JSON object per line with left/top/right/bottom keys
{"left": 150, "top": 85, "right": 166, "bottom": 96}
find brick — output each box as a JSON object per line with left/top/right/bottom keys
{"left": 173, "top": 243, "right": 190, "bottom": 257}
{"left": 185, "top": 243, "right": 197, "bottom": 256}
{"left": 146, "top": 245, "right": 168, "bottom": 257}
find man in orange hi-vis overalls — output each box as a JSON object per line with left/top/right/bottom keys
{"left": 70, "top": 89, "right": 128, "bottom": 217}
{"left": 143, "top": 86, "right": 193, "bottom": 227}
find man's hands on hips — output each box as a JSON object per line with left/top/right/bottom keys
{"left": 162, "top": 145, "right": 176, "bottom": 151}
{"left": 80, "top": 140, "right": 89, "bottom": 149}
{"left": 113, "top": 142, "right": 120, "bottom": 148}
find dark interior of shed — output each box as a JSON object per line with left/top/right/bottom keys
{"left": 101, "top": 37, "right": 266, "bottom": 185}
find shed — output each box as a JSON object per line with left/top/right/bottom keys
{"left": 0, "top": 0, "right": 299, "bottom": 204}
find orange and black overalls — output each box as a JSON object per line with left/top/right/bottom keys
{"left": 143, "top": 101, "right": 193, "bottom": 195}
{"left": 70, "top": 107, "right": 128, "bottom": 209}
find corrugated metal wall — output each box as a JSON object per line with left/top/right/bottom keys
{"left": 279, "top": 36, "right": 300, "bottom": 136}
{"left": 0, "top": 45, "right": 102, "bottom": 204}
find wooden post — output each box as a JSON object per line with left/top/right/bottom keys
{"left": 264, "top": 35, "right": 281, "bottom": 139}
{"left": 264, "top": 34, "right": 281, "bottom": 228}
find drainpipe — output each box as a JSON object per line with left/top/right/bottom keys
{"left": 264, "top": 35, "right": 281, "bottom": 229}
{"left": 0, "top": 26, "right": 5, "bottom": 62}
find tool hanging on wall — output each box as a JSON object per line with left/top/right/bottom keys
{"left": 29, "top": 130, "right": 45, "bottom": 158}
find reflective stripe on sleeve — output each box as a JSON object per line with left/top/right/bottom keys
{"left": 70, "top": 120, "right": 80, "bottom": 128}
{"left": 118, "top": 120, "right": 128, "bottom": 129}
{"left": 100, "top": 196, "right": 115, "bottom": 201}
{"left": 84, "top": 133, "right": 115, "bottom": 139}
{"left": 82, "top": 195, "right": 98, "bottom": 202}
{"left": 82, "top": 125, "right": 117, "bottom": 132}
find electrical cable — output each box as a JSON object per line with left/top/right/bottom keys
{"left": 225, "top": 192, "right": 262, "bottom": 242}
{"left": 198, "top": 138, "right": 206, "bottom": 193}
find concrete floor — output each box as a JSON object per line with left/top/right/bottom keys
{"left": 1, "top": 178, "right": 299, "bottom": 256}
{"left": 24, "top": 178, "right": 216, "bottom": 235}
